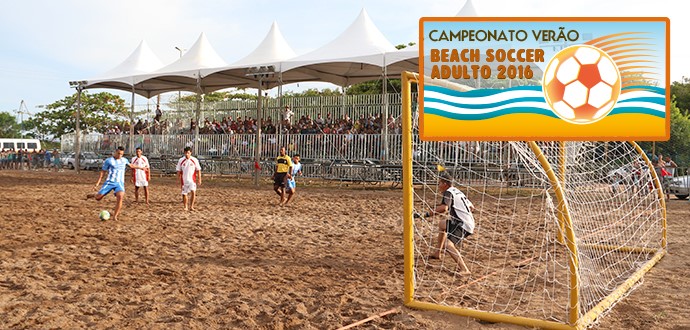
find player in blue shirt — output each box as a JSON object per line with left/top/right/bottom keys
{"left": 86, "top": 146, "right": 144, "bottom": 221}
{"left": 283, "top": 154, "right": 303, "bottom": 206}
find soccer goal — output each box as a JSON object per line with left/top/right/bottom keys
{"left": 401, "top": 72, "right": 667, "bottom": 329}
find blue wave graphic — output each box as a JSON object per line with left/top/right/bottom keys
{"left": 617, "top": 97, "right": 666, "bottom": 106}
{"left": 609, "top": 107, "right": 666, "bottom": 118}
{"left": 425, "top": 85, "right": 542, "bottom": 98}
{"left": 424, "top": 96, "right": 545, "bottom": 110}
{"left": 423, "top": 85, "right": 666, "bottom": 120}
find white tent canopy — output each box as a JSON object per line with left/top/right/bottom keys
{"left": 385, "top": 0, "right": 479, "bottom": 76}
{"left": 133, "top": 33, "right": 228, "bottom": 97}
{"left": 280, "top": 8, "right": 398, "bottom": 87}
{"left": 200, "top": 21, "right": 316, "bottom": 90}
{"left": 78, "top": 4, "right": 486, "bottom": 96}
{"left": 83, "top": 40, "right": 165, "bottom": 97}
{"left": 456, "top": 0, "right": 477, "bottom": 17}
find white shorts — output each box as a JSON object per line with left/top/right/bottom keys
{"left": 135, "top": 178, "right": 149, "bottom": 187}
{"left": 181, "top": 182, "right": 197, "bottom": 195}
{"left": 134, "top": 170, "right": 149, "bottom": 187}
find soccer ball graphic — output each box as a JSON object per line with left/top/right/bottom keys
{"left": 543, "top": 45, "right": 621, "bottom": 124}
{"left": 99, "top": 210, "right": 110, "bottom": 221}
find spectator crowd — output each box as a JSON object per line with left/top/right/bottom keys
{"left": 100, "top": 105, "right": 403, "bottom": 137}
{"left": 0, "top": 149, "right": 62, "bottom": 171}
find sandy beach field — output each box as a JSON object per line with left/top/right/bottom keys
{"left": 1, "top": 170, "right": 688, "bottom": 329}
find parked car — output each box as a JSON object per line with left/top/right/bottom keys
{"left": 669, "top": 175, "right": 690, "bottom": 200}
{"left": 62, "top": 152, "right": 104, "bottom": 170}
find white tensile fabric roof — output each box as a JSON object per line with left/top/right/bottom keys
{"left": 132, "top": 33, "right": 229, "bottom": 97}
{"left": 385, "top": 0, "right": 479, "bottom": 77}
{"left": 280, "top": 8, "right": 398, "bottom": 87}
{"left": 456, "top": 0, "right": 477, "bottom": 17}
{"left": 83, "top": 40, "right": 165, "bottom": 97}
{"left": 200, "top": 21, "right": 316, "bottom": 90}
{"left": 79, "top": 3, "right": 481, "bottom": 97}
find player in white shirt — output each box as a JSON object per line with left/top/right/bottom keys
{"left": 283, "top": 154, "right": 303, "bottom": 206}
{"left": 131, "top": 147, "right": 151, "bottom": 205}
{"left": 176, "top": 147, "right": 202, "bottom": 211}
{"left": 416, "top": 172, "right": 475, "bottom": 275}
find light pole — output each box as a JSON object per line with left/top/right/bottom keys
{"left": 174, "top": 47, "right": 185, "bottom": 113}
{"left": 69, "top": 80, "right": 88, "bottom": 173}
{"left": 14, "top": 100, "right": 29, "bottom": 138}
{"left": 246, "top": 66, "right": 275, "bottom": 186}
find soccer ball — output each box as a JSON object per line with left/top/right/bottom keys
{"left": 99, "top": 210, "right": 110, "bottom": 221}
{"left": 543, "top": 45, "right": 621, "bottom": 124}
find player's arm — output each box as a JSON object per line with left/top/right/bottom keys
{"left": 286, "top": 157, "right": 294, "bottom": 179}
{"left": 196, "top": 169, "right": 202, "bottom": 186}
{"left": 93, "top": 170, "right": 107, "bottom": 191}
{"left": 429, "top": 203, "right": 448, "bottom": 217}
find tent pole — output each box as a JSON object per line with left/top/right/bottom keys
{"left": 74, "top": 85, "right": 83, "bottom": 173}
{"left": 382, "top": 59, "right": 389, "bottom": 164}
{"left": 194, "top": 75, "right": 201, "bottom": 155}
{"left": 341, "top": 86, "right": 346, "bottom": 119}
{"left": 130, "top": 87, "right": 135, "bottom": 156}
{"left": 254, "top": 79, "right": 263, "bottom": 187}
{"left": 278, "top": 71, "right": 283, "bottom": 149}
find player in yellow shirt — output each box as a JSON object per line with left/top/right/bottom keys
{"left": 272, "top": 146, "right": 293, "bottom": 206}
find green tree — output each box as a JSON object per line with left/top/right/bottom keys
{"left": 24, "top": 91, "right": 128, "bottom": 138}
{"left": 177, "top": 90, "right": 258, "bottom": 103}
{"left": 0, "top": 112, "right": 21, "bottom": 138}
{"left": 671, "top": 76, "right": 690, "bottom": 116}
{"left": 638, "top": 101, "right": 690, "bottom": 165}
{"left": 396, "top": 42, "right": 416, "bottom": 50}
{"left": 346, "top": 79, "right": 403, "bottom": 95}
{"left": 283, "top": 88, "right": 342, "bottom": 98}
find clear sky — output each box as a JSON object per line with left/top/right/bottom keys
{"left": 0, "top": 0, "right": 686, "bottom": 120}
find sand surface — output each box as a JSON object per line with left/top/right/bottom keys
{"left": 1, "top": 170, "right": 689, "bottom": 329}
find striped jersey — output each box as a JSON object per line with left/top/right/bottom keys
{"left": 102, "top": 157, "right": 130, "bottom": 184}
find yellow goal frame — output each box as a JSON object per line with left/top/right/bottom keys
{"left": 401, "top": 71, "right": 667, "bottom": 330}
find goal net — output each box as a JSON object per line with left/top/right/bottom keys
{"left": 401, "top": 72, "right": 666, "bottom": 329}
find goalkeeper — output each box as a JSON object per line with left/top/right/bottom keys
{"left": 417, "top": 172, "right": 475, "bottom": 275}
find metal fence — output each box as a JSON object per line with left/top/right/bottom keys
{"left": 60, "top": 133, "right": 521, "bottom": 164}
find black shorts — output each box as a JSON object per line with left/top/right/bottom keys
{"left": 446, "top": 218, "right": 472, "bottom": 244}
{"left": 274, "top": 172, "right": 287, "bottom": 187}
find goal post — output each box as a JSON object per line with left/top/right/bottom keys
{"left": 401, "top": 71, "right": 667, "bottom": 330}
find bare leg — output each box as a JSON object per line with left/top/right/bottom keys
{"left": 182, "top": 194, "right": 189, "bottom": 211}
{"left": 279, "top": 187, "right": 286, "bottom": 206}
{"left": 144, "top": 186, "right": 149, "bottom": 205}
{"left": 86, "top": 193, "right": 104, "bottom": 201}
{"left": 189, "top": 190, "right": 196, "bottom": 211}
{"left": 430, "top": 219, "right": 448, "bottom": 259}
{"left": 446, "top": 243, "right": 471, "bottom": 275}
{"left": 284, "top": 188, "right": 295, "bottom": 205}
{"left": 134, "top": 186, "right": 139, "bottom": 202}
{"left": 113, "top": 191, "right": 124, "bottom": 221}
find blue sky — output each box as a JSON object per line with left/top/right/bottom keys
{"left": 0, "top": 0, "right": 686, "bottom": 120}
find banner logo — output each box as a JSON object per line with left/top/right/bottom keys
{"left": 419, "top": 18, "right": 669, "bottom": 141}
